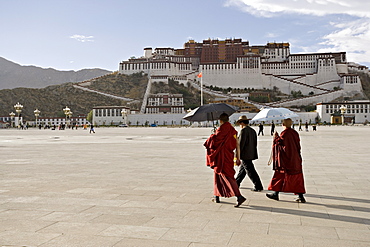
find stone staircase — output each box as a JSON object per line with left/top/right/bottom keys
{"left": 73, "top": 73, "right": 138, "bottom": 103}
{"left": 271, "top": 74, "right": 331, "bottom": 93}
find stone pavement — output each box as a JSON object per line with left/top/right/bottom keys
{"left": 0, "top": 125, "right": 369, "bottom": 246}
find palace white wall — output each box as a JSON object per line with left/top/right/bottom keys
{"left": 127, "top": 113, "right": 189, "bottom": 126}
{"left": 118, "top": 46, "right": 365, "bottom": 102}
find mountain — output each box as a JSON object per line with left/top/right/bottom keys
{"left": 0, "top": 57, "right": 112, "bottom": 90}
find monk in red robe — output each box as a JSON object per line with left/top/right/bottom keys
{"left": 204, "top": 113, "right": 246, "bottom": 207}
{"left": 266, "top": 118, "right": 306, "bottom": 203}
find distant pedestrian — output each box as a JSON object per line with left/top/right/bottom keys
{"left": 298, "top": 122, "right": 302, "bottom": 131}
{"left": 90, "top": 124, "right": 95, "bottom": 134}
{"left": 258, "top": 123, "right": 264, "bottom": 136}
{"left": 270, "top": 121, "right": 275, "bottom": 136}
{"left": 305, "top": 121, "right": 309, "bottom": 132}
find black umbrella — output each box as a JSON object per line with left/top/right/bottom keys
{"left": 183, "top": 103, "right": 239, "bottom": 122}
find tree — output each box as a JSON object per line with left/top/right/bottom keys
{"left": 86, "top": 110, "right": 93, "bottom": 123}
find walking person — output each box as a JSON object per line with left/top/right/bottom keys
{"left": 204, "top": 113, "right": 247, "bottom": 207}
{"left": 89, "top": 124, "right": 95, "bottom": 134}
{"left": 235, "top": 116, "right": 264, "bottom": 192}
{"left": 298, "top": 121, "right": 302, "bottom": 131}
{"left": 266, "top": 118, "right": 306, "bottom": 203}
{"left": 305, "top": 121, "right": 309, "bottom": 132}
{"left": 270, "top": 121, "right": 275, "bottom": 136}
{"left": 258, "top": 123, "right": 264, "bottom": 136}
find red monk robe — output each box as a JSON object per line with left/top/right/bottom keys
{"left": 204, "top": 121, "right": 242, "bottom": 198}
{"left": 268, "top": 127, "right": 306, "bottom": 194}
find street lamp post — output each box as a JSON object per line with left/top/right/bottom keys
{"left": 67, "top": 111, "right": 73, "bottom": 127}
{"left": 340, "top": 105, "right": 347, "bottom": 125}
{"left": 63, "top": 106, "right": 71, "bottom": 128}
{"left": 121, "top": 109, "right": 127, "bottom": 125}
{"left": 9, "top": 112, "right": 15, "bottom": 127}
{"left": 14, "top": 102, "right": 23, "bottom": 127}
{"left": 34, "top": 109, "right": 40, "bottom": 127}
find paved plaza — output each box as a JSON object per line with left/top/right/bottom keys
{"left": 0, "top": 125, "right": 369, "bottom": 246}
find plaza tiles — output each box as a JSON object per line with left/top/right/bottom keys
{"left": 0, "top": 125, "right": 369, "bottom": 246}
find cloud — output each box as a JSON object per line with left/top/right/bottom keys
{"left": 318, "top": 19, "right": 370, "bottom": 65}
{"left": 224, "top": 0, "right": 370, "bottom": 66}
{"left": 224, "top": 0, "right": 370, "bottom": 18}
{"left": 70, "top": 35, "right": 94, "bottom": 42}
{"left": 265, "top": 32, "right": 278, "bottom": 38}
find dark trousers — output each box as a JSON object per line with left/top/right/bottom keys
{"left": 236, "top": 160, "right": 263, "bottom": 190}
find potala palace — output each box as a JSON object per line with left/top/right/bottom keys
{"left": 118, "top": 38, "right": 367, "bottom": 107}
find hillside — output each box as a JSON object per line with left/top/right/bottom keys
{"left": 86, "top": 72, "right": 148, "bottom": 100}
{"left": 0, "top": 72, "right": 149, "bottom": 120}
{"left": 356, "top": 71, "right": 370, "bottom": 99}
{"left": 0, "top": 83, "right": 126, "bottom": 120}
{"left": 0, "top": 57, "right": 111, "bottom": 90}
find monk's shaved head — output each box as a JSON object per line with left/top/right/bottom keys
{"left": 283, "top": 118, "right": 293, "bottom": 128}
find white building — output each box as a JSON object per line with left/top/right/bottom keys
{"left": 146, "top": 93, "right": 185, "bottom": 114}
{"left": 118, "top": 39, "right": 366, "bottom": 98}
{"left": 316, "top": 100, "right": 370, "bottom": 124}
{"left": 92, "top": 106, "right": 131, "bottom": 126}
{"left": 37, "top": 116, "right": 89, "bottom": 127}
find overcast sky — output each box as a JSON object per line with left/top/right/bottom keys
{"left": 1, "top": 0, "right": 369, "bottom": 71}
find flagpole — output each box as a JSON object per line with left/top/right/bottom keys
{"left": 200, "top": 74, "right": 203, "bottom": 106}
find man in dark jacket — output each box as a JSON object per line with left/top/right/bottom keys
{"left": 235, "top": 116, "right": 264, "bottom": 191}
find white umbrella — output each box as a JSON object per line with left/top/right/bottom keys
{"left": 252, "top": 107, "right": 299, "bottom": 122}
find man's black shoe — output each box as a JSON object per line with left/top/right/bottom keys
{"left": 251, "top": 188, "right": 263, "bottom": 192}
{"left": 266, "top": 193, "right": 279, "bottom": 201}
{"left": 234, "top": 196, "right": 246, "bottom": 207}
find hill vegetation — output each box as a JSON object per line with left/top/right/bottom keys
{"left": 86, "top": 72, "right": 148, "bottom": 100}
{"left": 356, "top": 71, "right": 370, "bottom": 99}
